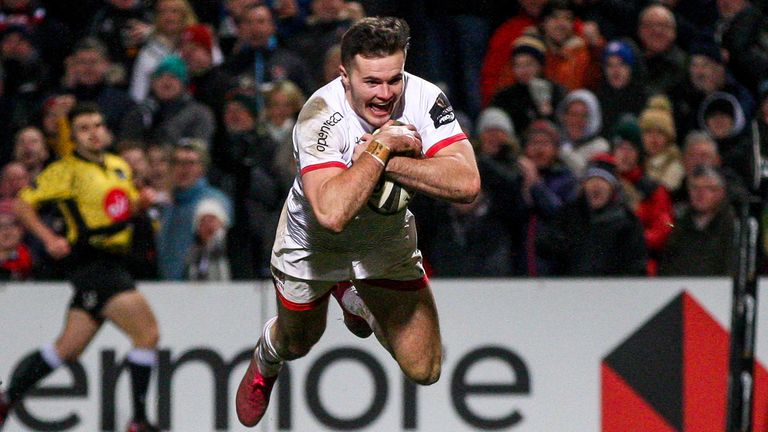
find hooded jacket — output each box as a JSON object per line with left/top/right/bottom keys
{"left": 698, "top": 91, "right": 753, "bottom": 183}
{"left": 556, "top": 89, "right": 610, "bottom": 175}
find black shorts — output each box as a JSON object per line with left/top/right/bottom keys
{"left": 63, "top": 248, "right": 136, "bottom": 322}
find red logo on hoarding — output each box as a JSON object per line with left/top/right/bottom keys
{"left": 601, "top": 291, "right": 768, "bottom": 431}
{"left": 104, "top": 189, "right": 131, "bottom": 222}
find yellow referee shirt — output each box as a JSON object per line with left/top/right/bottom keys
{"left": 19, "top": 152, "right": 139, "bottom": 252}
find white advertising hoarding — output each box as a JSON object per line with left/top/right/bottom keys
{"left": 0, "top": 278, "right": 765, "bottom": 431}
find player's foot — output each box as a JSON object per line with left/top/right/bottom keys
{"left": 125, "top": 419, "right": 159, "bottom": 432}
{"left": 332, "top": 282, "right": 373, "bottom": 338}
{"left": 0, "top": 392, "right": 11, "bottom": 429}
{"left": 236, "top": 354, "right": 279, "bottom": 427}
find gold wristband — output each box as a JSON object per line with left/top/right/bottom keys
{"left": 365, "top": 139, "right": 391, "bottom": 166}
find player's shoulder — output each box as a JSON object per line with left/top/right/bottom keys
{"left": 297, "top": 78, "right": 346, "bottom": 122}
{"left": 104, "top": 152, "right": 130, "bottom": 168}
{"left": 402, "top": 72, "right": 444, "bottom": 100}
{"left": 105, "top": 153, "right": 133, "bottom": 175}
{"left": 295, "top": 78, "right": 348, "bottom": 141}
{"left": 39, "top": 155, "right": 77, "bottom": 176}
{"left": 401, "top": 72, "right": 457, "bottom": 130}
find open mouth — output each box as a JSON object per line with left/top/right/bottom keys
{"left": 368, "top": 100, "right": 392, "bottom": 117}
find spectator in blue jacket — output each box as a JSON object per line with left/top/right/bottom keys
{"left": 156, "top": 138, "right": 231, "bottom": 280}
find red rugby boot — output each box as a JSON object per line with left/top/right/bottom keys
{"left": 0, "top": 393, "right": 10, "bottom": 430}
{"left": 125, "top": 419, "right": 159, "bottom": 432}
{"left": 332, "top": 282, "right": 373, "bottom": 338}
{"left": 236, "top": 355, "right": 279, "bottom": 427}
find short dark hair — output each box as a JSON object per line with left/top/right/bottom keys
{"left": 68, "top": 102, "right": 103, "bottom": 124}
{"left": 340, "top": 17, "right": 410, "bottom": 70}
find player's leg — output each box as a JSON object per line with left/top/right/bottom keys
{"left": 331, "top": 281, "right": 374, "bottom": 338}
{"left": 102, "top": 289, "right": 159, "bottom": 431}
{"left": 236, "top": 270, "right": 333, "bottom": 427}
{"left": 353, "top": 279, "right": 442, "bottom": 385}
{"left": 1, "top": 308, "right": 100, "bottom": 424}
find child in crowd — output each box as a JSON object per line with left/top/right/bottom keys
{"left": 0, "top": 199, "right": 33, "bottom": 280}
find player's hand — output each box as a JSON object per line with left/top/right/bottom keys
{"left": 352, "top": 133, "right": 374, "bottom": 162}
{"left": 197, "top": 215, "right": 225, "bottom": 244}
{"left": 45, "top": 235, "right": 71, "bottom": 260}
{"left": 137, "top": 186, "right": 157, "bottom": 210}
{"left": 518, "top": 156, "right": 540, "bottom": 186}
{"left": 375, "top": 121, "right": 422, "bottom": 156}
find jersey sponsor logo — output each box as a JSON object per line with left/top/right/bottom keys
{"left": 316, "top": 111, "right": 343, "bottom": 152}
{"left": 429, "top": 93, "right": 455, "bottom": 129}
{"left": 104, "top": 189, "right": 131, "bottom": 222}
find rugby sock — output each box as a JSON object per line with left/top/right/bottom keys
{"left": 256, "top": 317, "right": 283, "bottom": 377}
{"left": 7, "top": 344, "right": 61, "bottom": 404}
{"left": 126, "top": 348, "right": 157, "bottom": 421}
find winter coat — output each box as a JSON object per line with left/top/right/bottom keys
{"left": 658, "top": 203, "right": 735, "bottom": 276}
{"left": 536, "top": 194, "right": 647, "bottom": 276}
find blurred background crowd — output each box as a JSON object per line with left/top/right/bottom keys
{"left": 0, "top": 0, "right": 767, "bottom": 281}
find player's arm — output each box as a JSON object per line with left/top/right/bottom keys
{"left": 303, "top": 151, "right": 383, "bottom": 233}
{"left": 303, "top": 124, "right": 421, "bottom": 232}
{"left": 384, "top": 138, "right": 480, "bottom": 203}
{"left": 13, "top": 198, "right": 71, "bottom": 259}
{"left": 15, "top": 162, "right": 73, "bottom": 259}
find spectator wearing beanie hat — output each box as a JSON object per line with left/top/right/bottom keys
{"left": 475, "top": 107, "right": 518, "bottom": 161}
{"left": 536, "top": 152, "right": 647, "bottom": 276}
{"left": 517, "top": 118, "right": 577, "bottom": 276}
{"left": 479, "top": 0, "right": 552, "bottom": 105}
{"left": 596, "top": 39, "right": 649, "bottom": 134}
{"left": 152, "top": 54, "right": 189, "bottom": 84}
{"left": 489, "top": 33, "right": 567, "bottom": 140}
{"left": 180, "top": 23, "right": 233, "bottom": 128}
{"left": 513, "top": 34, "right": 547, "bottom": 67}
{"left": 670, "top": 36, "right": 754, "bottom": 140}
{"left": 186, "top": 197, "right": 231, "bottom": 281}
{"left": 120, "top": 54, "right": 216, "bottom": 147}
{"left": 610, "top": 116, "right": 673, "bottom": 276}
{"left": 639, "top": 95, "right": 685, "bottom": 193}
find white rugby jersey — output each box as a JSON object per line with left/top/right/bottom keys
{"left": 271, "top": 73, "right": 467, "bottom": 280}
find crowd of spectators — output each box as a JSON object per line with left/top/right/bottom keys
{"left": 0, "top": 0, "right": 767, "bottom": 281}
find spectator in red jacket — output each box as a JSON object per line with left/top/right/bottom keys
{"left": 0, "top": 198, "right": 33, "bottom": 280}
{"left": 479, "top": 0, "right": 547, "bottom": 106}
{"left": 610, "top": 116, "right": 673, "bottom": 275}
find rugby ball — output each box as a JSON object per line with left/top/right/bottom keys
{"left": 368, "top": 178, "right": 413, "bottom": 214}
{"left": 367, "top": 120, "right": 414, "bottom": 215}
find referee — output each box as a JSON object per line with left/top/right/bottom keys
{"left": 1, "top": 103, "right": 160, "bottom": 432}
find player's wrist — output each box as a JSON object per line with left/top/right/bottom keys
{"left": 365, "top": 139, "right": 391, "bottom": 167}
